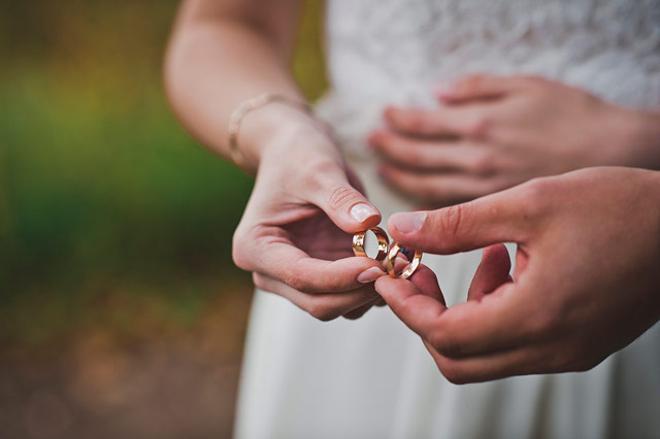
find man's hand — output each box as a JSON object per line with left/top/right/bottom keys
{"left": 375, "top": 167, "right": 660, "bottom": 383}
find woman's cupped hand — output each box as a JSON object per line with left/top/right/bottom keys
{"left": 232, "top": 123, "right": 387, "bottom": 321}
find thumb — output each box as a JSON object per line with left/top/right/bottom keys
{"left": 308, "top": 172, "right": 381, "bottom": 233}
{"left": 388, "top": 186, "right": 530, "bottom": 254}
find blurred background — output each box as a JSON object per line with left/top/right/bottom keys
{"left": 0, "top": 1, "right": 326, "bottom": 437}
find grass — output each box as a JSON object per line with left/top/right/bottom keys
{"left": 0, "top": 0, "right": 327, "bottom": 346}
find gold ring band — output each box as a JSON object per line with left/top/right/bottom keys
{"left": 352, "top": 227, "right": 390, "bottom": 261}
{"left": 384, "top": 243, "right": 423, "bottom": 279}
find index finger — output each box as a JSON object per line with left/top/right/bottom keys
{"left": 375, "top": 265, "right": 447, "bottom": 336}
{"left": 235, "top": 235, "right": 383, "bottom": 294}
{"left": 388, "top": 182, "right": 537, "bottom": 254}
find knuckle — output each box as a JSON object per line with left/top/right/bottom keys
{"left": 427, "top": 321, "right": 463, "bottom": 357}
{"left": 517, "top": 177, "right": 554, "bottom": 218}
{"left": 435, "top": 204, "right": 469, "bottom": 250}
{"left": 283, "top": 272, "right": 312, "bottom": 293}
{"left": 328, "top": 185, "right": 360, "bottom": 211}
{"left": 436, "top": 358, "right": 468, "bottom": 385}
{"left": 231, "top": 229, "right": 251, "bottom": 270}
{"left": 466, "top": 114, "right": 492, "bottom": 139}
{"left": 307, "top": 302, "right": 340, "bottom": 322}
{"left": 430, "top": 332, "right": 462, "bottom": 357}
{"left": 469, "top": 153, "right": 497, "bottom": 177}
{"left": 251, "top": 273, "right": 267, "bottom": 290}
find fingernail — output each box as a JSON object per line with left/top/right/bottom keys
{"left": 357, "top": 267, "right": 385, "bottom": 284}
{"left": 390, "top": 212, "right": 427, "bottom": 234}
{"left": 350, "top": 203, "right": 379, "bottom": 223}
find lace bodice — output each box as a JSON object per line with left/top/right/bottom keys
{"left": 318, "top": 0, "right": 660, "bottom": 156}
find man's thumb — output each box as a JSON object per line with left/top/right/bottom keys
{"left": 388, "top": 192, "right": 525, "bottom": 254}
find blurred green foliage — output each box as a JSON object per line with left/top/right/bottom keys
{"left": 0, "top": 1, "right": 326, "bottom": 344}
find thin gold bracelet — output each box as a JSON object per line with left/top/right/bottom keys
{"left": 227, "top": 93, "right": 313, "bottom": 168}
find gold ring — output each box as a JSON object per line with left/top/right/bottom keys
{"left": 352, "top": 227, "right": 390, "bottom": 261}
{"left": 384, "top": 242, "right": 422, "bottom": 279}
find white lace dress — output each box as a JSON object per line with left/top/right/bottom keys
{"left": 234, "top": 1, "right": 660, "bottom": 438}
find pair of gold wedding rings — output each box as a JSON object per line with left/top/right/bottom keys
{"left": 352, "top": 227, "right": 422, "bottom": 279}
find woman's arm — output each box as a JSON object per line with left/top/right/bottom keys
{"left": 164, "top": 0, "right": 386, "bottom": 321}
{"left": 165, "top": 0, "right": 316, "bottom": 171}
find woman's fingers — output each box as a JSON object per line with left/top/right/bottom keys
{"left": 369, "top": 130, "right": 494, "bottom": 174}
{"left": 379, "top": 164, "right": 504, "bottom": 204}
{"left": 233, "top": 229, "right": 383, "bottom": 293}
{"left": 467, "top": 244, "right": 512, "bottom": 301}
{"left": 384, "top": 105, "right": 489, "bottom": 139}
{"left": 343, "top": 299, "right": 379, "bottom": 320}
{"left": 436, "top": 74, "right": 528, "bottom": 104}
{"left": 253, "top": 272, "right": 380, "bottom": 321}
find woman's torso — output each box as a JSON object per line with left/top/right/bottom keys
{"left": 320, "top": 0, "right": 660, "bottom": 159}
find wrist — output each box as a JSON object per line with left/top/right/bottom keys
{"left": 259, "top": 121, "right": 345, "bottom": 170}
{"left": 238, "top": 103, "right": 341, "bottom": 172}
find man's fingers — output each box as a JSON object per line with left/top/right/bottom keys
{"left": 425, "top": 341, "right": 548, "bottom": 384}
{"left": 408, "top": 264, "right": 446, "bottom": 306}
{"left": 467, "top": 244, "right": 512, "bottom": 301}
{"left": 374, "top": 265, "right": 447, "bottom": 336}
{"left": 387, "top": 184, "right": 534, "bottom": 254}
{"left": 253, "top": 272, "right": 379, "bottom": 321}
{"left": 436, "top": 74, "right": 528, "bottom": 104}
{"left": 422, "top": 281, "right": 543, "bottom": 358}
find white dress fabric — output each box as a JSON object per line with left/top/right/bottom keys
{"left": 234, "top": 1, "right": 660, "bottom": 438}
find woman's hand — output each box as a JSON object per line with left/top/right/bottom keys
{"left": 370, "top": 74, "right": 660, "bottom": 206}
{"left": 375, "top": 167, "right": 660, "bottom": 383}
{"left": 233, "top": 122, "right": 387, "bottom": 321}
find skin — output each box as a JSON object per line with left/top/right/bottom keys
{"left": 370, "top": 74, "right": 660, "bottom": 207}
{"left": 375, "top": 167, "right": 660, "bottom": 383}
{"left": 166, "top": 3, "right": 660, "bottom": 322}
{"left": 165, "top": 0, "right": 386, "bottom": 320}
